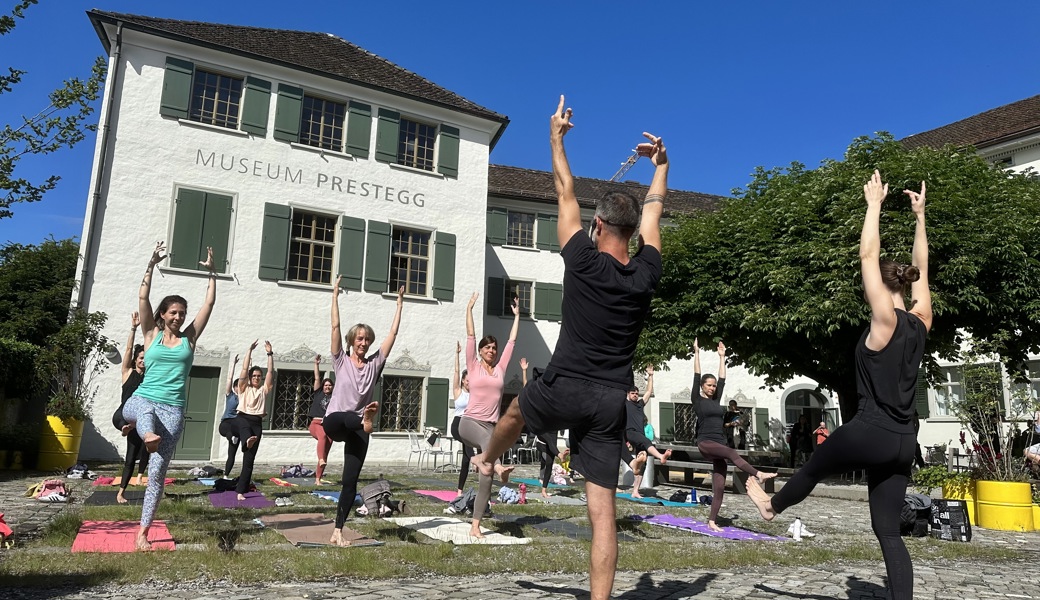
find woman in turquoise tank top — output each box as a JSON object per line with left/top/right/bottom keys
{"left": 122, "top": 241, "right": 218, "bottom": 551}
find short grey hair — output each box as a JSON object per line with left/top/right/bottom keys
{"left": 595, "top": 192, "right": 640, "bottom": 237}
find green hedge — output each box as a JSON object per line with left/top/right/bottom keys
{"left": 0, "top": 337, "right": 40, "bottom": 398}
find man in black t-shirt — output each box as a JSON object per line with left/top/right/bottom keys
{"left": 473, "top": 96, "right": 667, "bottom": 600}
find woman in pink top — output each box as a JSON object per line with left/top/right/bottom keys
{"left": 457, "top": 291, "right": 520, "bottom": 538}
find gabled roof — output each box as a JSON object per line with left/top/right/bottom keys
{"left": 488, "top": 165, "right": 724, "bottom": 216}
{"left": 902, "top": 94, "right": 1040, "bottom": 150}
{"left": 87, "top": 10, "right": 509, "bottom": 146}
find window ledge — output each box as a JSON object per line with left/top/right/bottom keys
{"left": 289, "top": 142, "right": 355, "bottom": 161}
{"left": 157, "top": 266, "right": 234, "bottom": 281}
{"left": 277, "top": 280, "right": 333, "bottom": 292}
{"left": 263, "top": 429, "right": 310, "bottom": 437}
{"left": 370, "top": 431, "right": 410, "bottom": 439}
{"left": 177, "top": 118, "right": 250, "bottom": 137}
{"left": 381, "top": 291, "right": 439, "bottom": 304}
{"left": 501, "top": 244, "right": 540, "bottom": 253}
{"left": 388, "top": 162, "right": 445, "bottom": 179}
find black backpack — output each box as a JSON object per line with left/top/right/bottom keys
{"left": 900, "top": 493, "right": 931, "bottom": 537}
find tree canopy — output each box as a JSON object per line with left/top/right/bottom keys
{"left": 639, "top": 134, "right": 1040, "bottom": 420}
{"left": 0, "top": 237, "right": 79, "bottom": 346}
{"left": 1, "top": 0, "right": 105, "bottom": 219}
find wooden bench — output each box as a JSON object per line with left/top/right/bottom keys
{"left": 651, "top": 458, "right": 778, "bottom": 494}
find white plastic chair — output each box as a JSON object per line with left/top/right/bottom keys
{"left": 425, "top": 434, "right": 454, "bottom": 472}
{"left": 407, "top": 432, "right": 428, "bottom": 471}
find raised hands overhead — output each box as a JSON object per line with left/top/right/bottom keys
{"left": 863, "top": 169, "right": 888, "bottom": 206}
{"left": 149, "top": 241, "right": 168, "bottom": 267}
{"left": 550, "top": 95, "right": 574, "bottom": 141}
{"left": 199, "top": 246, "right": 216, "bottom": 272}
{"left": 904, "top": 180, "right": 926, "bottom": 216}
{"left": 636, "top": 132, "right": 667, "bottom": 167}
{"left": 717, "top": 341, "right": 726, "bottom": 357}
{"left": 131, "top": 311, "right": 140, "bottom": 329}
{"left": 520, "top": 357, "right": 529, "bottom": 371}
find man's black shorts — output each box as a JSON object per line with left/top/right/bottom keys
{"left": 518, "top": 370, "right": 626, "bottom": 488}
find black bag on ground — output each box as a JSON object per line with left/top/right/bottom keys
{"left": 930, "top": 498, "right": 972, "bottom": 542}
{"left": 900, "top": 493, "right": 931, "bottom": 537}
{"left": 359, "top": 479, "right": 391, "bottom": 516}
{"left": 215, "top": 477, "right": 238, "bottom": 492}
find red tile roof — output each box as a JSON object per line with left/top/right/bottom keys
{"left": 902, "top": 94, "right": 1040, "bottom": 150}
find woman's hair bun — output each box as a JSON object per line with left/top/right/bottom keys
{"left": 897, "top": 264, "right": 921, "bottom": 284}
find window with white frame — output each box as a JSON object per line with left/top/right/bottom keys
{"left": 397, "top": 117, "right": 436, "bottom": 171}
{"left": 189, "top": 68, "right": 243, "bottom": 129}
{"left": 389, "top": 226, "right": 430, "bottom": 296}
{"left": 503, "top": 280, "right": 532, "bottom": 317}
{"left": 288, "top": 210, "right": 336, "bottom": 284}
{"left": 1011, "top": 359, "right": 1040, "bottom": 415}
{"left": 379, "top": 375, "right": 423, "bottom": 432}
{"left": 299, "top": 94, "right": 346, "bottom": 151}
{"left": 933, "top": 365, "right": 963, "bottom": 417}
{"left": 507, "top": 211, "right": 535, "bottom": 247}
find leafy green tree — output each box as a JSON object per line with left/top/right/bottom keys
{"left": 640, "top": 134, "right": 1040, "bottom": 420}
{"left": 35, "top": 308, "right": 109, "bottom": 421}
{"left": 1, "top": 0, "right": 106, "bottom": 219}
{"left": 0, "top": 237, "right": 79, "bottom": 346}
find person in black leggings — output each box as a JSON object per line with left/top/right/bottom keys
{"left": 691, "top": 338, "right": 774, "bottom": 531}
{"left": 113, "top": 312, "right": 148, "bottom": 504}
{"left": 748, "top": 171, "right": 932, "bottom": 600}
{"left": 234, "top": 340, "right": 275, "bottom": 501}
{"left": 624, "top": 364, "right": 670, "bottom": 498}
{"left": 450, "top": 341, "right": 473, "bottom": 497}
{"left": 217, "top": 353, "right": 241, "bottom": 478}
{"left": 323, "top": 277, "right": 404, "bottom": 546}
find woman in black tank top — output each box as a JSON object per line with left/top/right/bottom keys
{"left": 113, "top": 312, "right": 148, "bottom": 504}
{"left": 746, "top": 171, "right": 932, "bottom": 600}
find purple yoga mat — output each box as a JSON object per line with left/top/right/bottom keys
{"left": 632, "top": 514, "right": 786, "bottom": 541}
{"left": 208, "top": 491, "right": 275, "bottom": 509}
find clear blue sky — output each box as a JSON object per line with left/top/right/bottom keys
{"left": 3, "top": 0, "right": 1040, "bottom": 246}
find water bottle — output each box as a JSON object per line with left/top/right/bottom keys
{"left": 792, "top": 517, "right": 802, "bottom": 542}
{"left": 688, "top": 488, "right": 696, "bottom": 503}
{"left": 518, "top": 482, "right": 527, "bottom": 504}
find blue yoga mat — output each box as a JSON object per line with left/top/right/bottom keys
{"left": 311, "top": 491, "right": 361, "bottom": 505}
{"left": 616, "top": 493, "right": 694, "bottom": 507}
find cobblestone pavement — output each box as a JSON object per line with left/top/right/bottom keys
{"left": 2, "top": 463, "right": 1039, "bottom": 599}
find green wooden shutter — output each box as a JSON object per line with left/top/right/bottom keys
{"left": 273, "top": 84, "right": 303, "bottom": 142}
{"left": 425, "top": 377, "right": 450, "bottom": 431}
{"left": 432, "top": 231, "right": 456, "bottom": 301}
{"left": 754, "top": 407, "right": 770, "bottom": 449}
{"left": 337, "top": 216, "right": 365, "bottom": 291}
{"left": 241, "top": 76, "right": 271, "bottom": 136}
{"left": 486, "top": 207, "right": 507, "bottom": 245}
{"left": 486, "top": 277, "right": 504, "bottom": 316}
{"left": 375, "top": 108, "right": 401, "bottom": 163}
{"left": 534, "top": 283, "right": 549, "bottom": 320}
{"left": 536, "top": 213, "right": 560, "bottom": 252}
{"left": 346, "top": 101, "right": 372, "bottom": 158}
{"left": 437, "top": 125, "right": 460, "bottom": 178}
{"left": 160, "top": 57, "right": 194, "bottom": 119}
{"left": 914, "top": 367, "right": 930, "bottom": 419}
{"left": 200, "top": 193, "right": 233, "bottom": 274}
{"left": 258, "top": 203, "right": 291, "bottom": 281}
{"left": 364, "top": 220, "right": 391, "bottom": 293}
{"left": 170, "top": 189, "right": 206, "bottom": 270}
{"left": 658, "top": 402, "right": 675, "bottom": 442}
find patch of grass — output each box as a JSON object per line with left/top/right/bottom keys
{"left": 39, "top": 509, "right": 83, "bottom": 546}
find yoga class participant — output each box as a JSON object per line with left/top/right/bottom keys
{"left": 624, "top": 364, "right": 670, "bottom": 498}
{"left": 234, "top": 340, "right": 275, "bottom": 500}
{"left": 472, "top": 96, "right": 667, "bottom": 600}
{"left": 323, "top": 277, "right": 404, "bottom": 546}
{"left": 309, "top": 354, "right": 334, "bottom": 485}
{"left": 217, "top": 353, "right": 241, "bottom": 478}
{"left": 747, "top": 172, "right": 932, "bottom": 600}
{"left": 114, "top": 311, "right": 148, "bottom": 503}
{"left": 122, "top": 242, "right": 217, "bottom": 550}
{"left": 520, "top": 359, "right": 561, "bottom": 499}
{"left": 451, "top": 341, "right": 473, "bottom": 498}
{"left": 691, "top": 338, "right": 774, "bottom": 531}
{"left": 457, "top": 290, "right": 519, "bottom": 538}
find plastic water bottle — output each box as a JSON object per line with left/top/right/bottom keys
{"left": 688, "top": 488, "right": 696, "bottom": 503}
{"left": 518, "top": 483, "right": 527, "bottom": 504}
{"left": 792, "top": 517, "right": 802, "bottom": 542}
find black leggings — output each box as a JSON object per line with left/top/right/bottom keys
{"left": 323, "top": 411, "right": 370, "bottom": 528}
{"left": 114, "top": 402, "right": 148, "bottom": 490}
{"left": 536, "top": 432, "right": 560, "bottom": 488}
{"left": 450, "top": 416, "right": 474, "bottom": 491}
{"left": 771, "top": 418, "right": 916, "bottom": 600}
{"left": 218, "top": 418, "right": 240, "bottom": 476}
{"left": 233, "top": 414, "right": 263, "bottom": 495}
{"left": 696, "top": 440, "right": 759, "bottom": 522}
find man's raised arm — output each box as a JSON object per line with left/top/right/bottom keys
{"left": 637, "top": 133, "right": 668, "bottom": 253}
{"left": 552, "top": 95, "right": 582, "bottom": 249}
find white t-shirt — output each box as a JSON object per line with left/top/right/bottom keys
{"left": 453, "top": 391, "right": 470, "bottom": 418}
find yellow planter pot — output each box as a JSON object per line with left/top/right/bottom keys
{"left": 1033, "top": 505, "right": 1040, "bottom": 531}
{"left": 942, "top": 479, "right": 977, "bottom": 526}
{"left": 975, "top": 480, "right": 1033, "bottom": 532}
{"left": 37, "top": 416, "right": 85, "bottom": 471}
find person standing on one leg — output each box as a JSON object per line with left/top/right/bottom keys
{"left": 234, "top": 340, "right": 275, "bottom": 501}
{"left": 747, "top": 171, "right": 932, "bottom": 600}
{"left": 123, "top": 242, "right": 217, "bottom": 551}
{"left": 217, "top": 353, "right": 241, "bottom": 479}
{"left": 473, "top": 96, "right": 667, "bottom": 600}
{"left": 691, "top": 338, "right": 775, "bottom": 531}
{"left": 450, "top": 341, "right": 473, "bottom": 498}
{"left": 308, "top": 354, "right": 334, "bottom": 485}
{"left": 114, "top": 312, "right": 148, "bottom": 503}
{"left": 323, "top": 277, "right": 404, "bottom": 546}
{"left": 625, "top": 364, "right": 669, "bottom": 498}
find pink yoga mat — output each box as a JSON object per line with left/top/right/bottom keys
{"left": 71, "top": 521, "right": 175, "bottom": 552}
{"left": 414, "top": 490, "right": 457, "bottom": 502}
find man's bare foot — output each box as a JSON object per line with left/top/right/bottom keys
{"left": 471, "top": 453, "right": 493, "bottom": 478}
{"left": 707, "top": 520, "right": 723, "bottom": 532}
{"left": 143, "top": 433, "right": 160, "bottom": 453}
{"left": 121, "top": 424, "right": 132, "bottom": 437}
{"left": 661, "top": 449, "right": 672, "bottom": 465}
{"left": 237, "top": 493, "right": 246, "bottom": 501}
{"left": 245, "top": 436, "right": 258, "bottom": 449}
{"left": 116, "top": 490, "right": 128, "bottom": 504}
{"left": 361, "top": 402, "right": 378, "bottom": 433}
{"left": 469, "top": 524, "right": 485, "bottom": 539}
{"left": 746, "top": 478, "right": 776, "bottom": 521}
{"left": 135, "top": 530, "right": 152, "bottom": 552}
{"left": 330, "top": 528, "right": 352, "bottom": 547}
{"left": 494, "top": 463, "right": 514, "bottom": 484}
{"left": 756, "top": 471, "right": 777, "bottom": 483}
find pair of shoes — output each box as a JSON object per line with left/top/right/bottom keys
{"left": 444, "top": 506, "right": 457, "bottom": 515}
{"left": 274, "top": 497, "right": 294, "bottom": 506}
{"left": 786, "top": 521, "right": 816, "bottom": 538}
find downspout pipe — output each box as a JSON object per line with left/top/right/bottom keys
{"left": 76, "top": 21, "right": 123, "bottom": 309}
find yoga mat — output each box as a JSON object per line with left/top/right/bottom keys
{"left": 259, "top": 513, "right": 382, "bottom": 547}
{"left": 492, "top": 513, "right": 634, "bottom": 541}
{"left": 409, "top": 477, "right": 456, "bottom": 489}
{"left": 269, "top": 477, "right": 298, "bottom": 487}
{"left": 109, "top": 476, "right": 175, "bottom": 486}
{"left": 631, "top": 514, "right": 787, "bottom": 541}
{"left": 196, "top": 478, "right": 217, "bottom": 486}
{"left": 71, "top": 521, "right": 175, "bottom": 552}
{"left": 283, "top": 477, "right": 330, "bottom": 486}
{"left": 617, "top": 493, "right": 693, "bottom": 507}
{"left": 414, "top": 489, "right": 458, "bottom": 502}
{"left": 384, "top": 516, "right": 530, "bottom": 545}
{"left": 512, "top": 477, "right": 568, "bottom": 489}
{"left": 531, "top": 494, "right": 586, "bottom": 506}
{"left": 208, "top": 491, "right": 275, "bottom": 509}
{"left": 311, "top": 491, "right": 362, "bottom": 505}
{"left": 92, "top": 477, "right": 115, "bottom": 486}
{"left": 83, "top": 490, "right": 145, "bottom": 506}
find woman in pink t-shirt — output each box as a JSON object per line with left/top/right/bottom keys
{"left": 457, "top": 291, "right": 520, "bottom": 538}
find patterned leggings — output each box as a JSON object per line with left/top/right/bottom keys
{"left": 122, "top": 395, "right": 184, "bottom": 528}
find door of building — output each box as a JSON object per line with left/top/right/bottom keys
{"left": 175, "top": 366, "right": 219, "bottom": 461}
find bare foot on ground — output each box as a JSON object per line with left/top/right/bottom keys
{"left": 245, "top": 436, "right": 258, "bottom": 449}
{"left": 707, "top": 520, "right": 723, "bottom": 532}
{"left": 631, "top": 489, "right": 643, "bottom": 499}
{"left": 661, "top": 449, "right": 672, "bottom": 465}
{"left": 541, "top": 490, "right": 552, "bottom": 499}
{"left": 469, "top": 523, "right": 485, "bottom": 539}
{"left": 746, "top": 477, "right": 776, "bottom": 521}
{"left": 116, "top": 490, "right": 128, "bottom": 504}
{"left": 121, "top": 424, "right": 132, "bottom": 437}
{"left": 134, "top": 530, "right": 152, "bottom": 551}
{"left": 330, "top": 529, "right": 352, "bottom": 547}
{"left": 143, "top": 434, "right": 160, "bottom": 453}
{"left": 471, "top": 453, "right": 493, "bottom": 478}
{"left": 362, "top": 402, "right": 378, "bottom": 433}
{"left": 494, "top": 463, "right": 514, "bottom": 484}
